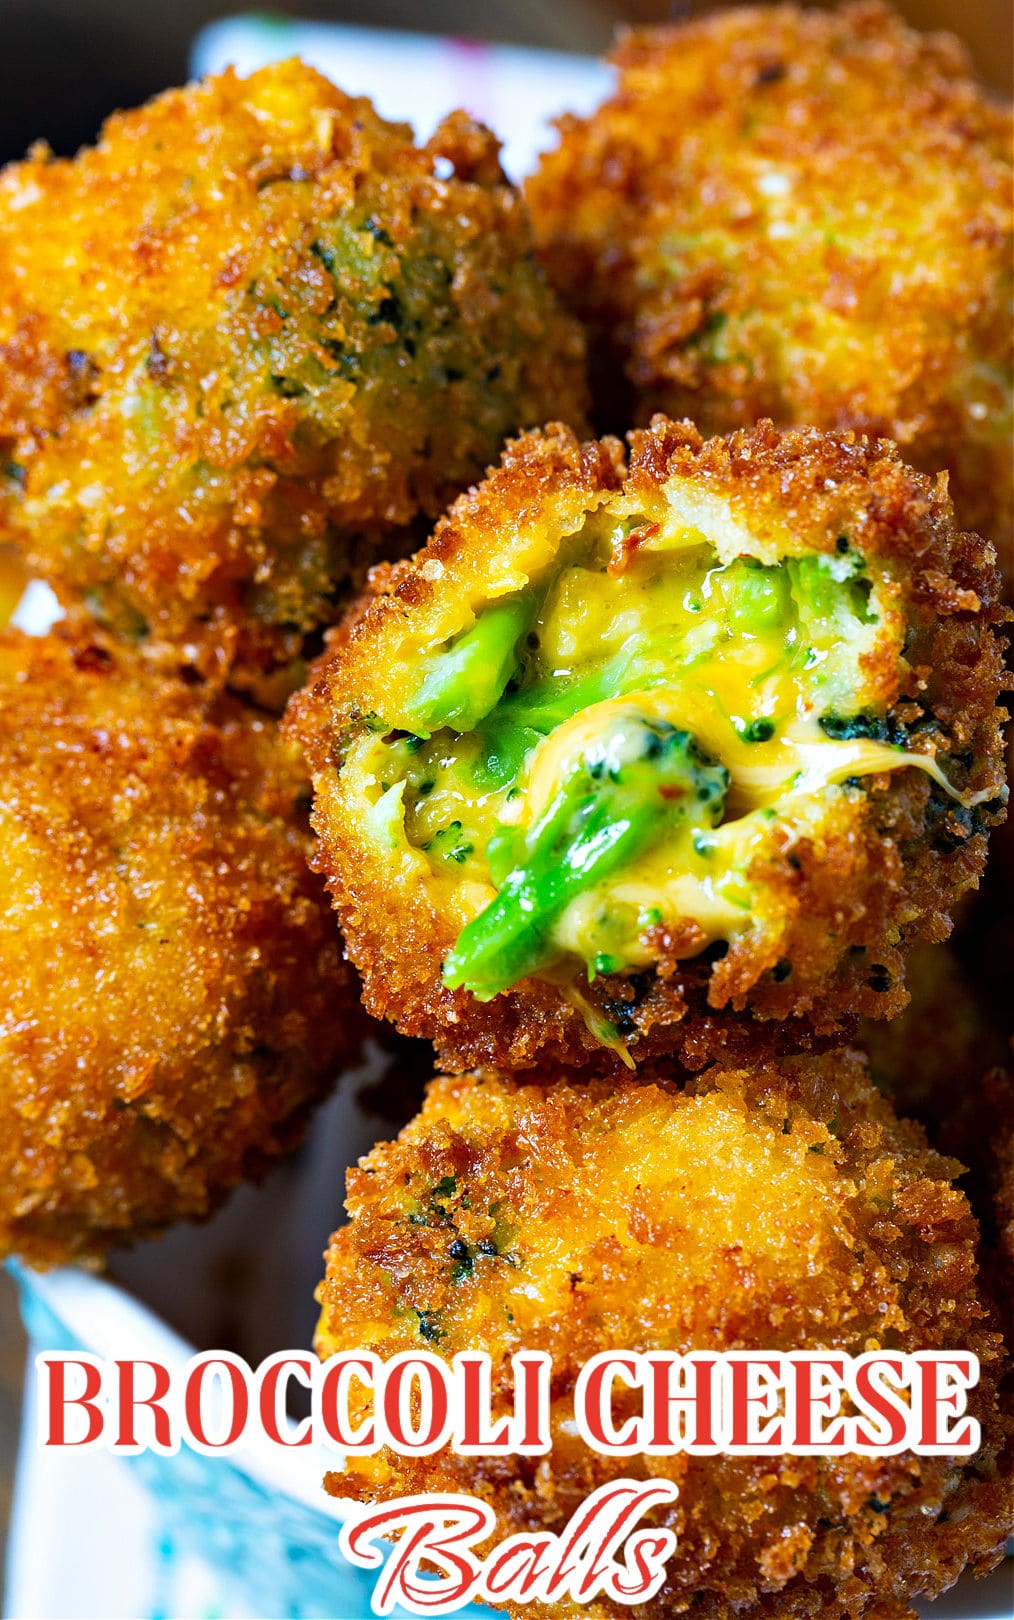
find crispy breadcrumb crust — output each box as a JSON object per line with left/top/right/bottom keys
{"left": 316, "top": 1054, "right": 1014, "bottom": 1619}
{"left": 0, "top": 60, "right": 587, "bottom": 693}
{"left": 287, "top": 418, "right": 1008, "bottom": 1075}
{"left": 525, "top": 1, "right": 1013, "bottom": 565}
{"left": 0, "top": 623, "right": 368, "bottom": 1264}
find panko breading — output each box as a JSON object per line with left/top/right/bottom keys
{"left": 526, "top": 1, "right": 1013, "bottom": 568}
{"left": 288, "top": 418, "right": 1007, "bottom": 1075}
{"left": 316, "top": 1055, "right": 1014, "bottom": 1619}
{"left": 0, "top": 623, "right": 367, "bottom": 1265}
{"left": 0, "top": 60, "right": 587, "bottom": 694}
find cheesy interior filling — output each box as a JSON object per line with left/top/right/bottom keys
{"left": 346, "top": 498, "right": 968, "bottom": 1002}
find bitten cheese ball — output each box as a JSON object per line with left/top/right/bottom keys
{"left": 526, "top": 2, "right": 1013, "bottom": 567}
{"left": 288, "top": 418, "right": 1007, "bottom": 1074}
{"left": 0, "top": 60, "right": 587, "bottom": 692}
{"left": 316, "top": 1055, "right": 1014, "bottom": 1620}
{"left": 0, "top": 623, "right": 367, "bottom": 1264}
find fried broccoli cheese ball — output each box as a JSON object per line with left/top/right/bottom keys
{"left": 289, "top": 419, "right": 1007, "bottom": 1074}
{"left": 316, "top": 1055, "right": 1013, "bottom": 1619}
{"left": 0, "top": 624, "right": 367, "bottom": 1264}
{"left": 0, "top": 61, "right": 587, "bottom": 691}
{"left": 526, "top": 2, "right": 1013, "bottom": 564}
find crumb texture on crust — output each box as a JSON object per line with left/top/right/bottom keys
{"left": 316, "top": 1052, "right": 1014, "bottom": 1619}
{"left": 0, "top": 622, "right": 366, "bottom": 1265}
{"left": 526, "top": 0, "right": 1013, "bottom": 560}
{"left": 288, "top": 417, "right": 1007, "bottom": 1075}
{"left": 0, "top": 60, "right": 587, "bottom": 688}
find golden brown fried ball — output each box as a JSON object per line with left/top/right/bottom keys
{"left": 316, "top": 1053, "right": 1013, "bottom": 1619}
{"left": 526, "top": 2, "right": 1013, "bottom": 566}
{"left": 0, "top": 623, "right": 367, "bottom": 1265}
{"left": 288, "top": 417, "right": 1007, "bottom": 1076}
{"left": 0, "top": 60, "right": 587, "bottom": 693}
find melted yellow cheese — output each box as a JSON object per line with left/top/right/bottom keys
{"left": 349, "top": 495, "right": 972, "bottom": 995}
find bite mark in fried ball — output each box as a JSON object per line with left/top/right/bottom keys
{"left": 0, "top": 623, "right": 368, "bottom": 1265}
{"left": 0, "top": 60, "right": 587, "bottom": 695}
{"left": 316, "top": 1054, "right": 1014, "bottom": 1620}
{"left": 288, "top": 418, "right": 1007, "bottom": 1074}
{"left": 526, "top": 1, "right": 1013, "bottom": 569}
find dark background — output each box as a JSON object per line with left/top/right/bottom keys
{"left": 0, "top": 0, "right": 1009, "bottom": 1605}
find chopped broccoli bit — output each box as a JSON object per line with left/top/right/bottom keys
{"left": 443, "top": 712, "right": 729, "bottom": 999}
{"left": 722, "top": 557, "right": 790, "bottom": 633}
{"left": 788, "top": 553, "right": 876, "bottom": 633}
{"left": 736, "top": 716, "right": 776, "bottom": 743}
{"left": 819, "top": 711, "right": 908, "bottom": 746}
{"left": 448, "top": 1237, "right": 474, "bottom": 1281}
{"left": 416, "top": 1310, "right": 444, "bottom": 1342}
{"left": 421, "top": 820, "right": 474, "bottom": 864}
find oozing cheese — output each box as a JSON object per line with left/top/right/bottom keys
{"left": 515, "top": 690, "right": 965, "bottom": 970}
{"left": 348, "top": 496, "right": 969, "bottom": 993}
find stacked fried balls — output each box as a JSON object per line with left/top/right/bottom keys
{"left": 1, "top": 7, "right": 1011, "bottom": 1617}
{"left": 0, "top": 59, "right": 586, "bottom": 1259}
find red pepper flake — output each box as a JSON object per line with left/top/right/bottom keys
{"left": 609, "top": 520, "right": 660, "bottom": 576}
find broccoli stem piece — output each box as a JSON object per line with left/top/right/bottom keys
{"left": 405, "top": 593, "right": 535, "bottom": 734}
{"left": 443, "top": 712, "right": 729, "bottom": 1000}
{"left": 721, "top": 558, "right": 790, "bottom": 633}
{"left": 474, "top": 628, "right": 699, "bottom": 787}
{"left": 787, "top": 554, "right": 875, "bottom": 637}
